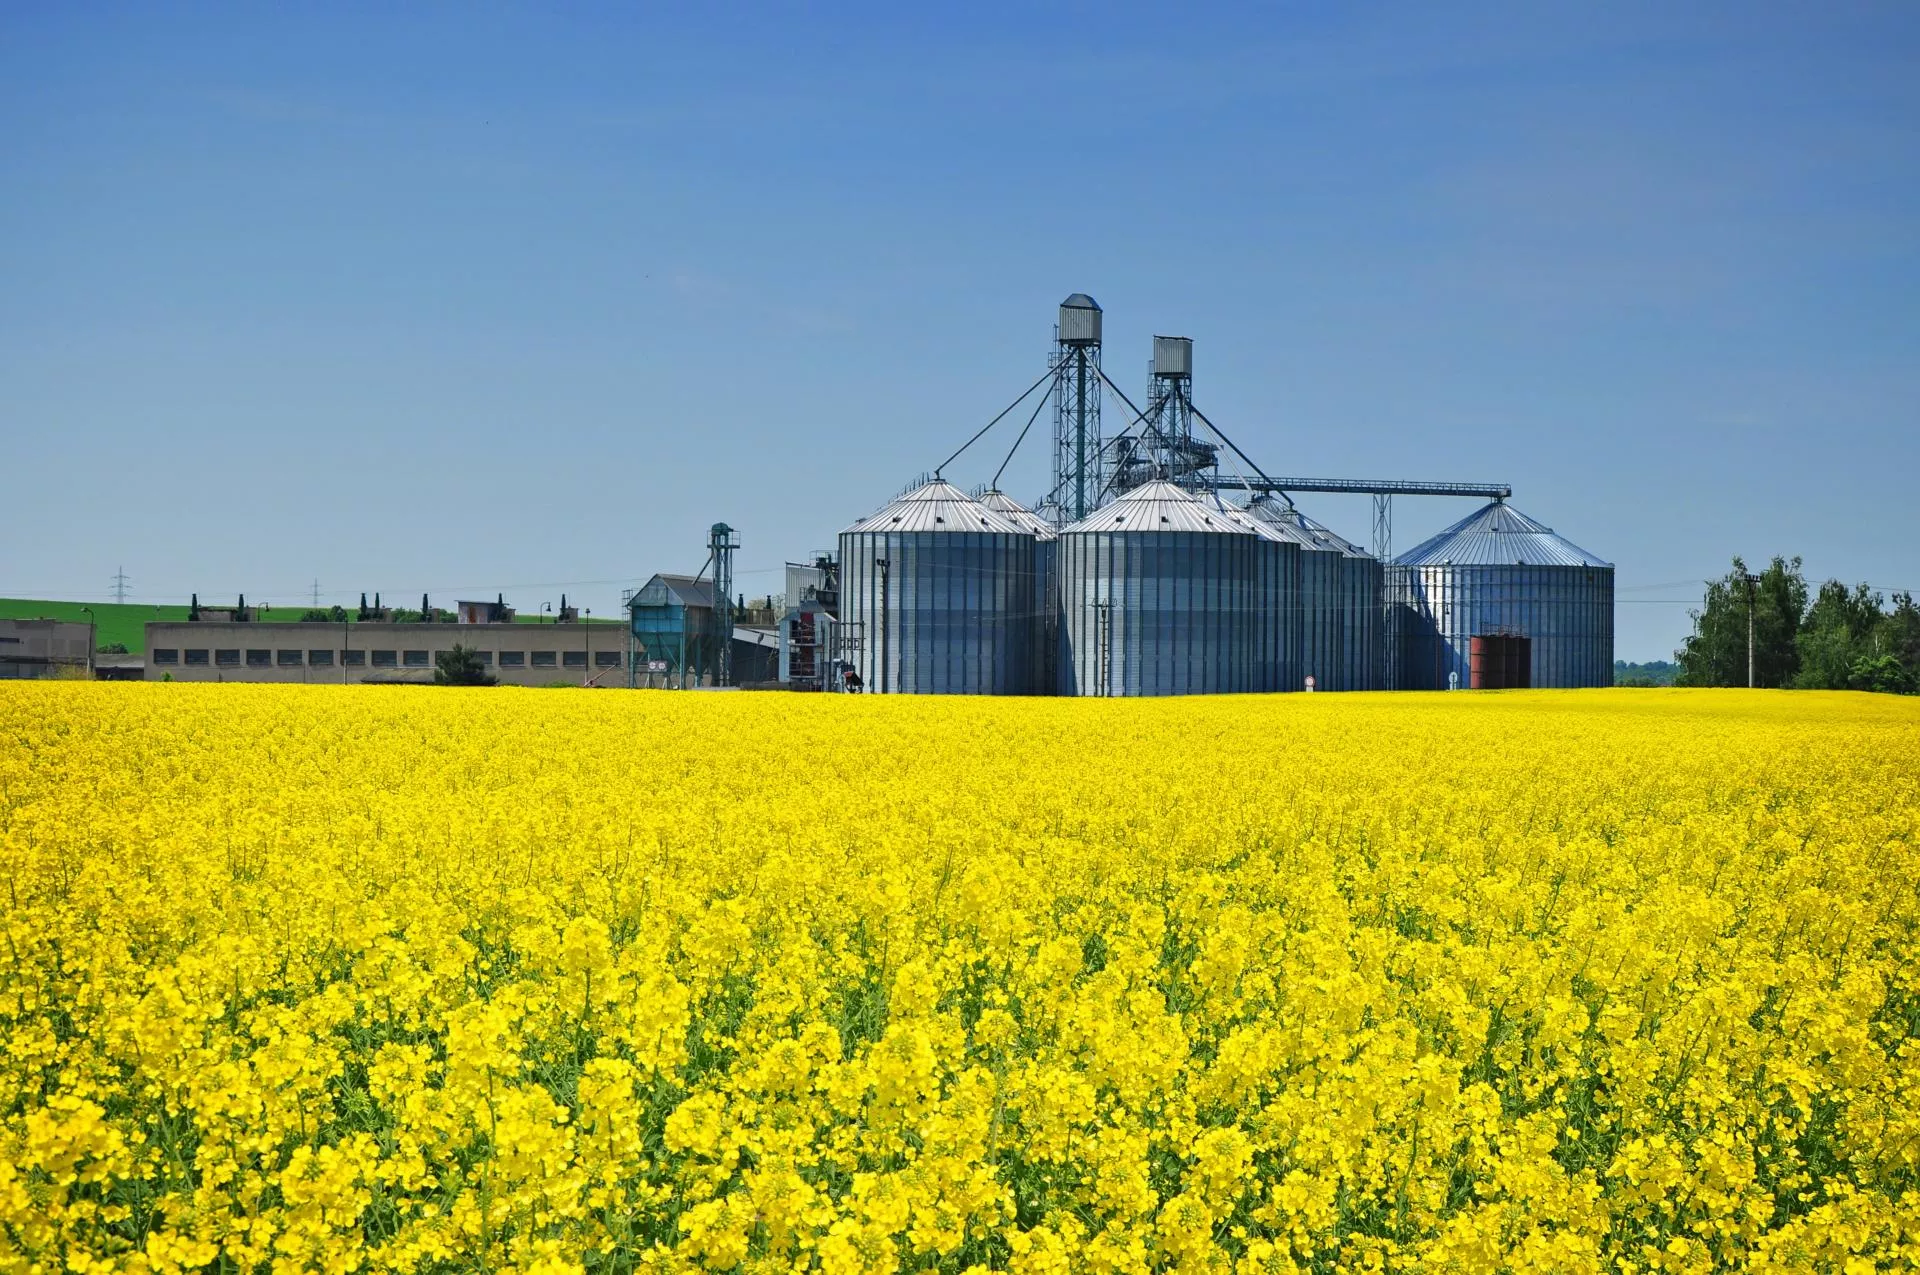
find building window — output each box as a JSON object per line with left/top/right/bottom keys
{"left": 403, "top": 650, "right": 429, "bottom": 667}
{"left": 595, "top": 650, "right": 620, "bottom": 668}
{"left": 473, "top": 650, "right": 493, "bottom": 665}
{"left": 563, "top": 650, "right": 588, "bottom": 669}
{"left": 309, "top": 649, "right": 334, "bottom": 667}
{"left": 216, "top": 649, "right": 240, "bottom": 667}
{"left": 277, "top": 650, "right": 302, "bottom": 666}
{"left": 372, "top": 650, "right": 397, "bottom": 667}
{"left": 246, "top": 649, "right": 271, "bottom": 667}
{"left": 499, "top": 651, "right": 525, "bottom": 667}
{"left": 186, "top": 649, "right": 210, "bottom": 666}
{"left": 342, "top": 650, "right": 366, "bottom": 666}
{"left": 152, "top": 648, "right": 179, "bottom": 665}
{"left": 531, "top": 650, "right": 557, "bottom": 668}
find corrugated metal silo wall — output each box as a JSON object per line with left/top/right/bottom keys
{"left": 836, "top": 530, "right": 1035, "bottom": 694}
{"left": 1057, "top": 531, "right": 1261, "bottom": 696}
{"left": 1266, "top": 541, "right": 1303, "bottom": 693}
{"left": 1383, "top": 565, "right": 1412, "bottom": 690}
{"left": 1297, "top": 546, "right": 1342, "bottom": 691}
{"left": 1398, "top": 564, "right": 1614, "bottom": 689}
{"left": 1243, "top": 537, "right": 1302, "bottom": 694}
{"left": 1031, "top": 537, "right": 1057, "bottom": 696}
{"left": 1343, "top": 556, "right": 1385, "bottom": 690}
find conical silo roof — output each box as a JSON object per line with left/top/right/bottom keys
{"left": 1201, "top": 490, "right": 1289, "bottom": 542}
{"left": 1294, "top": 510, "right": 1373, "bottom": 559}
{"left": 1062, "top": 481, "right": 1254, "bottom": 535}
{"left": 1244, "top": 491, "right": 1351, "bottom": 549}
{"left": 842, "top": 480, "right": 1026, "bottom": 536}
{"left": 1394, "top": 500, "right": 1610, "bottom": 568}
{"left": 979, "top": 489, "right": 1058, "bottom": 540}
{"left": 1244, "top": 496, "right": 1328, "bottom": 549}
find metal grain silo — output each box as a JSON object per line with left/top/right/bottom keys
{"left": 1058, "top": 481, "right": 1261, "bottom": 696}
{"left": 838, "top": 480, "right": 1034, "bottom": 694}
{"left": 979, "top": 489, "right": 1058, "bottom": 695}
{"left": 1295, "top": 511, "right": 1384, "bottom": 691}
{"left": 1248, "top": 501, "right": 1349, "bottom": 691}
{"left": 1209, "top": 493, "right": 1301, "bottom": 692}
{"left": 1391, "top": 500, "right": 1614, "bottom": 689}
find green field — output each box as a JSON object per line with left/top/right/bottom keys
{"left": 0, "top": 600, "right": 625, "bottom": 655}
{"left": 0, "top": 600, "right": 193, "bottom": 654}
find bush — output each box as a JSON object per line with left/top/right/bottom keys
{"left": 433, "top": 645, "right": 497, "bottom": 687}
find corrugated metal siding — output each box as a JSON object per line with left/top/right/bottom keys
{"left": 837, "top": 529, "right": 1035, "bottom": 694}
{"left": 1057, "top": 531, "right": 1263, "bottom": 696}
{"left": 1205, "top": 493, "right": 1299, "bottom": 693}
{"left": 1343, "top": 555, "right": 1385, "bottom": 691}
{"left": 981, "top": 490, "right": 1060, "bottom": 695}
{"left": 1394, "top": 563, "right": 1615, "bottom": 689}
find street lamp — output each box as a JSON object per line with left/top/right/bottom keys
{"left": 543, "top": 602, "right": 552, "bottom": 624}
{"left": 584, "top": 609, "right": 592, "bottom": 683}
{"left": 79, "top": 606, "right": 94, "bottom": 679}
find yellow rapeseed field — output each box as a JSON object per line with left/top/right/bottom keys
{"left": 3, "top": 684, "right": 1919, "bottom": 1275}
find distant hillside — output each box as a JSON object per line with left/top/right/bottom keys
{"left": 1615, "top": 659, "right": 1679, "bottom": 687}
{"left": 0, "top": 600, "right": 194, "bottom": 654}
{"left": 0, "top": 600, "right": 624, "bottom": 655}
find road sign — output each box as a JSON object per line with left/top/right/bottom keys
{"left": 1304, "top": 675, "right": 1316, "bottom": 691}
{"left": 647, "top": 660, "right": 668, "bottom": 673}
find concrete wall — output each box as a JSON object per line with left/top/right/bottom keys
{"left": 145, "top": 621, "right": 632, "bottom": 686}
{"left": 0, "top": 619, "right": 92, "bottom": 679}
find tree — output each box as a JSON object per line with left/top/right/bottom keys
{"left": 300, "top": 608, "right": 332, "bottom": 623}
{"left": 434, "top": 645, "right": 496, "bottom": 686}
{"left": 1849, "top": 653, "right": 1917, "bottom": 695}
{"left": 1793, "top": 581, "right": 1884, "bottom": 689}
{"left": 1675, "top": 556, "right": 1806, "bottom": 687}
{"left": 1879, "top": 592, "right": 1920, "bottom": 676}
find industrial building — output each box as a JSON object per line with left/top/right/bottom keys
{"left": 145, "top": 615, "right": 632, "bottom": 686}
{"left": 1, "top": 619, "right": 93, "bottom": 679}
{"left": 119, "top": 293, "right": 1608, "bottom": 697}
{"left": 827, "top": 293, "right": 1614, "bottom": 696}
{"left": 1386, "top": 501, "right": 1614, "bottom": 690}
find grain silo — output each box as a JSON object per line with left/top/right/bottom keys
{"left": 1057, "top": 481, "right": 1261, "bottom": 696}
{"left": 838, "top": 480, "right": 1034, "bottom": 694}
{"left": 979, "top": 488, "right": 1058, "bottom": 695}
{"left": 1295, "top": 511, "right": 1384, "bottom": 691}
{"left": 1247, "top": 501, "right": 1351, "bottom": 690}
{"left": 1204, "top": 492, "right": 1301, "bottom": 692}
{"left": 1390, "top": 499, "right": 1613, "bottom": 689}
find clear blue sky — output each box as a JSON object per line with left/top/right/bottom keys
{"left": 4, "top": 3, "right": 1915, "bottom": 660}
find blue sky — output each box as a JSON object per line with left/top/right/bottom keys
{"left": 3, "top": 2, "right": 1915, "bottom": 659}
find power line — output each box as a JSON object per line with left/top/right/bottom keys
{"left": 111, "top": 567, "right": 130, "bottom": 604}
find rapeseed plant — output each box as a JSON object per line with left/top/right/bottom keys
{"left": 1, "top": 684, "right": 1917, "bottom": 1273}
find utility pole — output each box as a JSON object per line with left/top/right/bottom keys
{"left": 1745, "top": 572, "right": 1760, "bottom": 689}
{"left": 312, "top": 579, "right": 321, "bottom": 607}
{"left": 111, "top": 567, "right": 130, "bottom": 605}
{"left": 875, "top": 557, "right": 891, "bottom": 695}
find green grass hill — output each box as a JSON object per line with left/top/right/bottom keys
{"left": 1, "top": 599, "right": 624, "bottom": 655}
